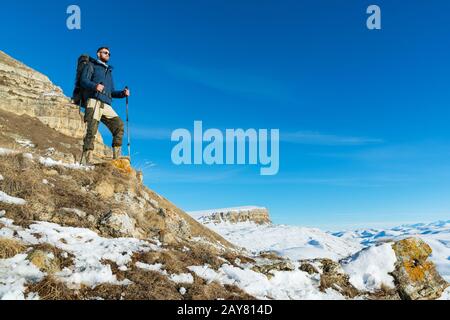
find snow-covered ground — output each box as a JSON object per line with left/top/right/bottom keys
{"left": 333, "top": 220, "right": 450, "bottom": 282}
{"left": 188, "top": 263, "right": 345, "bottom": 300}
{"left": 201, "top": 221, "right": 363, "bottom": 261}
{"left": 0, "top": 213, "right": 160, "bottom": 299}
{"left": 189, "top": 211, "right": 450, "bottom": 282}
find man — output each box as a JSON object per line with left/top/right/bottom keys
{"left": 80, "top": 47, "right": 130, "bottom": 165}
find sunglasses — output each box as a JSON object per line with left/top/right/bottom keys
{"left": 100, "top": 51, "right": 110, "bottom": 56}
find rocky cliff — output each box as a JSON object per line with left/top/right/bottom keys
{"left": 0, "top": 50, "right": 110, "bottom": 159}
{"left": 189, "top": 206, "right": 272, "bottom": 225}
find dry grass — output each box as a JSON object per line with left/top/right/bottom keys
{"left": 134, "top": 242, "right": 225, "bottom": 276}
{"left": 128, "top": 244, "right": 257, "bottom": 300}
{"left": 0, "top": 237, "right": 27, "bottom": 259}
{"left": 0, "top": 154, "right": 45, "bottom": 199}
{"left": 0, "top": 204, "right": 34, "bottom": 228}
{"left": 79, "top": 269, "right": 182, "bottom": 300}
{"left": 30, "top": 243, "right": 75, "bottom": 270}
{"left": 185, "top": 277, "right": 255, "bottom": 300}
{"left": 26, "top": 276, "right": 77, "bottom": 300}
{"left": 366, "top": 283, "right": 401, "bottom": 300}
{"left": 0, "top": 109, "right": 83, "bottom": 157}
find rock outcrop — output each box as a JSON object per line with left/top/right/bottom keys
{"left": 189, "top": 206, "right": 272, "bottom": 225}
{"left": 391, "top": 237, "right": 448, "bottom": 300}
{"left": 0, "top": 50, "right": 111, "bottom": 159}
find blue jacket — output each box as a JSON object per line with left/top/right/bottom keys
{"left": 80, "top": 58, "right": 125, "bottom": 106}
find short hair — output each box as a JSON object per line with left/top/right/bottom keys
{"left": 97, "top": 47, "right": 110, "bottom": 53}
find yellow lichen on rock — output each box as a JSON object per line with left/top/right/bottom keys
{"left": 391, "top": 237, "right": 448, "bottom": 300}
{"left": 110, "top": 158, "right": 133, "bottom": 174}
{"left": 393, "top": 237, "right": 432, "bottom": 261}
{"left": 403, "top": 260, "right": 433, "bottom": 282}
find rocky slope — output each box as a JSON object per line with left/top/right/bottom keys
{"left": 0, "top": 51, "right": 448, "bottom": 300}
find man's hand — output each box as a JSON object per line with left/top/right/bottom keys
{"left": 124, "top": 88, "right": 130, "bottom": 97}
{"left": 96, "top": 83, "right": 105, "bottom": 93}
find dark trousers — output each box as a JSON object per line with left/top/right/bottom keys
{"left": 83, "top": 106, "right": 124, "bottom": 152}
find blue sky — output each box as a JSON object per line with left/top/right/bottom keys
{"left": 1, "top": 1, "right": 450, "bottom": 230}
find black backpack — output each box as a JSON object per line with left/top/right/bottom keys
{"left": 72, "top": 54, "right": 94, "bottom": 106}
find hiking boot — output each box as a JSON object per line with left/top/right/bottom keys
{"left": 81, "top": 150, "right": 94, "bottom": 165}
{"left": 113, "top": 147, "right": 122, "bottom": 160}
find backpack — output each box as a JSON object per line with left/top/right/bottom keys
{"left": 72, "top": 54, "right": 94, "bottom": 107}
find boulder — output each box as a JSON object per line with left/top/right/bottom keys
{"left": 299, "top": 262, "right": 319, "bottom": 275}
{"left": 391, "top": 237, "right": 448, "bottom": 300}
{"left": 110, "top": 159, "right": 133, "bottom": 174}
{"left": 99, "top": 209, "right": 144, "bottom": 238}
{"left": 252, "top": 261, "right": 296, "bottom": 279}
{"left": 94, "top": 181, "right": 115, "bottom": 199}
{"left": 318, "top": 259, "right": 360, "bottom": 298}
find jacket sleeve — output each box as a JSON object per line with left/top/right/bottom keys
{"left": 79, "top": 64, "right": 97, "bottom": 91}
{"left": 112, "top": 90, "right": 125, "bottom": 99}
{"left": 111, "top": 75, "right": 126, "bottom": 99}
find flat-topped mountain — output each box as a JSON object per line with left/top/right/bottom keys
{"left": 188, "top": 206, "right": 272, "bottom": 225}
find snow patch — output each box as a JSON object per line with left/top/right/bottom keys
{"left": 0, "top": 191, "right": 26, "bottom": 205}
{"left": 61, "top": 208, "right": 86, "bottom": 218}
{"left": 135, "top": 262, "right": 194, "bottom": 284}
{"left": 170, "top": 273, "right": 194, "bottom": 284}
{"left": 188, "top": 264, "right": 344, "bottom": 300}
{"left": 342, "top": 243, "right": 397, "bottom": 292}
{"left": 0, "top": 148, "right": 15, "bottom": 156}
{"left": 39, "top": 157, "right": 93, "bottom": 171}
{"left": 136, "top": 262, "right": 166, "bottom": 274}
{"left": 15, "top": 139, "right": 35, "bottom": 148}
{"left": 0, "top": 219, "right": 159, "bottom": 289}
{"left": 0, "top": 254, "right": 44, "bottom": 300}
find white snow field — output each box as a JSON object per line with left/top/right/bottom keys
{"left": 333, "top": 220, "right": 450, "bottom": 282}
{"left": 200, "top": 221, "right": 363, "bottom": 261}
{"left": 189, "top": 209, "right": 450, "bottom": 283}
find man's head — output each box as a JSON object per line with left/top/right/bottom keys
{"left": 97, "top": 47, "right": 110, "bottom": 63}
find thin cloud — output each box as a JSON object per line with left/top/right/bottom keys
{"left": 131, "top": 126, "right": 383, "bottom": 148}
{"left": 143, "top": 167, "right": 243, "bottom": 184}
{"left": 312, "top": 140, "right": 450, "bottom": 161}
{"left": 281, "top": 131, "right": 384, "bottom": 146}
{"left": 131, "top": 127, "right": 172, "bottom": 140}
{"left": 158, "top": 60, "right": 296, "bottom": 103}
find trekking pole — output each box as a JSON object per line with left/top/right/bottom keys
{"left": 125, "top": 86, "right": 131, "bottom": 162}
